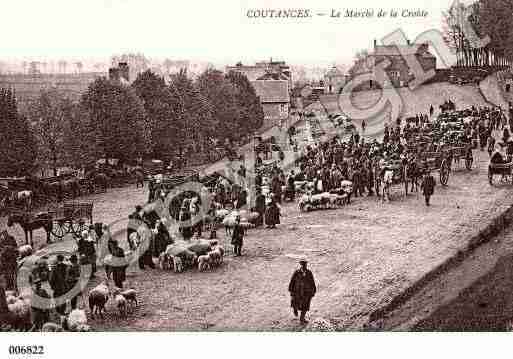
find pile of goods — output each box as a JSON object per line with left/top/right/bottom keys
{"left": 297, "top": 181, "right": 353, "bottom": 212}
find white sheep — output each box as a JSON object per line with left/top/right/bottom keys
{"left": 208, "top": 250, "right": 221, "bottom": 267}
{"left": 215, "top": 209, "right": 230, "bottom": 220}
{"left": 114, "top": 294, "right": 127, "bottom": 317}
{"left": 41, "top": 322, "right": 64, "bottom": 332}
{"left": 7, "top": 298, "right": 31, "bottom": 329}
{"left": 197, "top": 254, "right": 211, "bottom": 271}
{"left": 88, "top": 282, "right": 110, "bottom": 319}
{"left": 17, "top": 244, "right": 33, "bottom": 259}
{"left": 6, "top": 294, "right": 17, "bottom": 305}
{"left": 64, "top": 309, "right": 90, "bottom": 331}
{"left": 212, "top": 245, "right": 225, "bottom": 264}
{"left": 298, "top": 194, "right": 312, "bottom": 212}
{"left": 113, "top": 287, "right": 138, "bottom": 309}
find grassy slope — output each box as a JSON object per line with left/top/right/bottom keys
{"left": 318, "top": 82, "right": 490, "bottom": 140}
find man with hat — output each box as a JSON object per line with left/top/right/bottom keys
{"left": 77, "top": 230, "right": 97, "bottom": 278}
{"left": 288, "top": 258, "right": 316, "bottom": 325}
{"left": 231, "top": 214, "right": 245, "bottom": 256}
{"left": 66, "top": 254, "right": 81, "bottom": 310}
{"left": 127, "top": 205, "right": 143, "bottom": 245}
{"left": 420, "top": 170, "right": 436, "bottom": 206}
{"left": 49, "top": 254, "right": 69, "bottom": 315}
{"left": 31, "top": 279, "right": 50, "bottom": 330}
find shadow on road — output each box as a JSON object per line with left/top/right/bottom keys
{"left": 414, "top": 253, "right": 513, "bottom": 331}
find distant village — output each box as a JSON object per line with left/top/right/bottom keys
{"left": 1, "top": 37, "right": 512, "bottom": 134}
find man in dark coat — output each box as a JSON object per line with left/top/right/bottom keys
{"left": 254, "top": 189, "right": 266, "bottom": 227}
{"left": 111, "top": 241, "right": 127, "bottom": 288}
{"left": 31, "top": 280, "right": 50, "bottom": 330}
{"left": 420, "top": 171, "right": 436, "bottom": 206}
{"left": 127, "top": 205, "right": 143, "bottom": 244}
{"left": 265, "top": 196, "right": 280, "bottom": 229}
{"left": 77, "top": 231, "right": 97, "bottom": 278}
{"left": 49, "top": 254, "right": 69, "bottom": 315}
{"left": 0, "top": 234, "right": 18, "bottom": 291}
{"left": 66, "top": 254, "right": 81, "bottom": 310}
{"left": 288, "top": 259, "right": 316, "bottom": 325}
{"left": 231, "top": 215, "right": 245, "bottom": 256}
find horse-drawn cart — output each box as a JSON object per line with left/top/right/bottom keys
{"left": 488, "top": 162, "right": 513, "bottom": 185}
{"left": 417, "top": 150, "right": 452, "bottom": 186}
{"left": 449, "top": 143, "right": 473, "bottom": 170}
{"left": 47, "top": 201, "right": 94, "bottom": 239}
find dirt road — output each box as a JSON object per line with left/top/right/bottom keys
{"left": 4, "top": 145, "right": 512, "bottom": 331}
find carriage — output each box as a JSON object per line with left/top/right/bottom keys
{"left": 47, "top": 201, "right": 94, "bottom": 240}
{"left": 376, "top": 159, "right": 409, "bottom": 199}
{"left": 488, "top": 162, "right": 513, "bottom": 185}
{"left": 416, "top": 149, "right": 452, "bottom": 186}
{"left": 448, "top": 143, "right": 473, "bottom": 170}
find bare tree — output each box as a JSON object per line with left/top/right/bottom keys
{"left": 75, "top": 61, "right": 83, "bottom": 74}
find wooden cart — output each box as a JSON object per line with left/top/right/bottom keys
{"left": 47, "top": 201, "right": 93, "bottom": 239}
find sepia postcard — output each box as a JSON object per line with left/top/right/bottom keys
{"left": 1, "top": 0, "right": 513, "bottom": 357}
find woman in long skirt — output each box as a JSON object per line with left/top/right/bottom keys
{"left": 265, "top": 195, "right": 281, "bottom": 229}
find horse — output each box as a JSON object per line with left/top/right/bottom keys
{"left": 7, "top": 212, "right": 53, "bottom": 246}
{"left": 10, "top": 190, "right": 33, "bottom": 210}
{"left": 62, "top": 178, "right": 81, "bottom": 198}
{"left": 381, "top": 169, "right": 394, "bottom": 202}
{"left": 405, "top": 158, "right": 422, "bottom": 193}
{"left": 135, "top": 170, "right": 145, "bottom": 189}
{"left": 93, "top": 173, "right": 109, "bottom": 193}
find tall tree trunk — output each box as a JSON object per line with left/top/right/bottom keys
{"left": 0, "top": 279, "right": 9, "bottom": 327}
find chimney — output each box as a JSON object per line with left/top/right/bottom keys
{"left": 118, "top": 62, "right": 129, "bottom": 83}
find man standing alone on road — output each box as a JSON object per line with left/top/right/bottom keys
{"left": 231, "top": 215, "right": 245, "bottom": 256}
{"left": 288, "top": 258, "right": 316, "bottom": 325}
{"left": 421, "top": 170, "right": 436, "bottom": 206}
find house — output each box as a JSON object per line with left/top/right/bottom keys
{"left": 227, "top": 59, "right": 292, "bottom": 88}
{"left": 324, "top": 66, "right": 347, "bottom": 94}
{"left": 251, "top": 80, "right": 290, "bottom": 128}
{"left": 349, "top": 40, "right": 437, "bottom": 89}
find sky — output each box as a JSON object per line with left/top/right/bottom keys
{"left": 0, "top": 0, "right": 458, "bottom": 67}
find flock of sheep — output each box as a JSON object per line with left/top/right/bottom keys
{"left": 297, "top": 180, "right": 353, "bottom": 212}
{"left": 158, "top": 239, "right": 225, "bottom": 273}
{"left": 4, "top": 289, "right": 90, "bottom": 332}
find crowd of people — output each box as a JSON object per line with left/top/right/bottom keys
{"left": 3, "top": 98, "right": 512, "bottom": 330}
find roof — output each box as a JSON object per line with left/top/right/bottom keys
{"left": 372, "top": 43, "right": 436, "bottom": 58}
{"left": 251, "top": 80, "right": 290, "bottom": 103}
{"left": 256, "top": 72, "right": 289, "bottom": 81}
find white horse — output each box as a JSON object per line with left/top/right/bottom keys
{"left": 381, "top": 170, "right": 394, "bottom": 202}
{"left": 11, "top": 190, "right": 33, "bottom": 209}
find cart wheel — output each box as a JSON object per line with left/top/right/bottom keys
{"left": 71, "top": 220, "right": 88, "bottom": 237}
{"left": 488, "top": 168, "right": 493, "bottom": 185}
{"left": 51, "top": 221, "right": 70, "bottom": 239}
{"left": 440, "top": 160, "right": 450, "bottom": 186}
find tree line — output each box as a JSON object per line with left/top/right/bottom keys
{"left": 443, "top": 0, "right": 513, "bottom": 68}
{"left": 0, "top": 68, "right": 264, "bottom": 177}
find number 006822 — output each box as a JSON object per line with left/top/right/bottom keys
{"left": 8, "top": 345, "right": 44, "bottom": 355}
